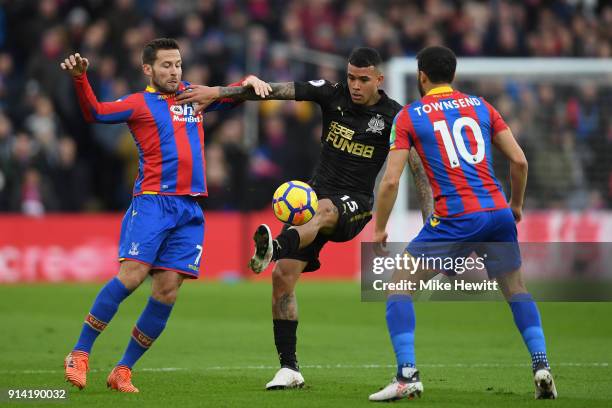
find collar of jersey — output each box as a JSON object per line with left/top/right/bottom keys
{"left": 426, "top": 85, "right": 453, "bottom": 96}
{"left": 144, "top": 83, "right": 186, "bottom": 95}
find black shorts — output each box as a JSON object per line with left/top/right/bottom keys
{"left": 282, "top": 191, "right": 373, "bottom": 272}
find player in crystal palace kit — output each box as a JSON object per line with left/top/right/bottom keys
{"left": 60, "top": 38, "right": 269, "bottom": 393}
{"left": 369, "top": 46, "right": 557, "bottom": 401}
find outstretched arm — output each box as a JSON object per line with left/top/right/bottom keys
{"left": 407, "top": 148, "right": 434, "bottom": 222}
{"left": 61, "top": 53, "right": 135, "bottom": 123}
{"left": 176, "top": 81, "right": 294, "bottom": 110}
{"left": 199, "top": 76, "right": 275, "bottom": 113}
{"left": 218, "top": 82, "right": 295, "bottom": 100}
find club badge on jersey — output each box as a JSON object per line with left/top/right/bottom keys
{"left": 366, "top": 114, "right": 385, "bottom": 134}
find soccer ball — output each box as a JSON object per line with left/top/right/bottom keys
{"left": 272, "top": 181, "right": 318, "bottom": 225}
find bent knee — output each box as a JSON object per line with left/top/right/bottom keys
{"left": 152, "top": 285, "right": 179, "bottom": 304}
{"left": 313, "top": 199, "right": 339, "bottom": 228}
{"left": 151, "top": 271, "right": 183, "bottom": 304}
{"left": 272, "top": 264, "right": 297, "bottom": 284}
{"left": 497, "top": 269, "right": 527, "bottom": 300}
{"left": 118, "top": 261, "right": 150, "bottom": 290}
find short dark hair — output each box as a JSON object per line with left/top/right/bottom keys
{"left": 142, "top": 38, "right": 180, "bottom": 65}
{"left": 348, "top": 47, "right": 382, "bottom": 69}
{"left": 416, "top": 46, "right": 456, "bottom": 84}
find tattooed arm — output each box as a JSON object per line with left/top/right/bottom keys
{"left": 218, "top": 82, "right": 296, "bottom": 100}
{"left": 176, "top": 82, "right": 295, "bottom": 108}
{"left": 407, "top": 148, "right": 434, "bottom": 222}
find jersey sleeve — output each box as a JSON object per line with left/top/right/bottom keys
{"left": 389, "top": 108, "right": 413, "bottom": 151}
{"left": 294, "top": 80, "right": 339, "bottom": 106}
{"left": 72, "top": 73, "right": 138, "bottom": 124}
{"left": 483, "top": 100, "right": 509, "bottom": 137}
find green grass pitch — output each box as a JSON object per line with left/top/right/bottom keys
{"left": 0, "top": 282, "right": 610, "bottom": 407}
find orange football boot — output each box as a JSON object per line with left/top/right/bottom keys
{"left": 64, "top": 351, "right": 89, "bottom": 390}
{"left": 107, "top": 365, "right": 139, "bottom": 393}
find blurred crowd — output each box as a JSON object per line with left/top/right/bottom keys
{"left": 0, "top": 0, "right": 610, "bottom": 214}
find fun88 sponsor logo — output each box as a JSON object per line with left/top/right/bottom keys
{"left": 170, "top": 104, "right": 202, "bottom": 123}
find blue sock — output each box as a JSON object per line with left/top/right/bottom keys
{"left": 74, "top": 277, "right": 131, "bottom": 353}
{"left": 118, "top": 297, "right": 173, "bottom": 368}
{"left": 386, "top": 294, "right": 416, "bottom": 378}
{"left": 509, "top": 293, "right": 549, "bottom": 370}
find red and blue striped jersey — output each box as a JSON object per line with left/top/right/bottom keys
{"left": 73, "top": 73, "right": 241, "bottom": 196}
{"left": 390, "top": 86, "right": 509, "bottom": 217}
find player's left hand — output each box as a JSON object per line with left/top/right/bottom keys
{"left": 242, "top": 75, "right": 272, "bottom": 98}
{"left": 511, "top": 205, "right": 523, "bottom": 223}
{"left": 60, "top": 53, "right": 89, "bottom": 76}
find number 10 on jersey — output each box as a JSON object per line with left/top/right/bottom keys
{"left": 433, "top": 117, "right": 484, "bottom": 168}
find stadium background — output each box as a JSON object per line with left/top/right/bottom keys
{"left": 0, "top": 2, "right": 611, "bottom": 407}
{"left": 0, "top": 0, "right": 610, "bottom": 281}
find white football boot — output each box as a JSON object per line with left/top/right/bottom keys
{"left": 369, "top": 368, "right": 423, "bottom": 402}
{"left": 249, "top": 224, "right": 274, "bottom": 274}
{"left": 533, "top": 363, "right": 558, "bottom": 399}
{"left": 265, "top": 367, "right": 305, "bottom": 390}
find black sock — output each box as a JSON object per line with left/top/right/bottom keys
{"left": 274, "top": 228, "right": 300, "bottom": 260}
{"left": 273, "top": 319, "right": 299, "bottom": 371}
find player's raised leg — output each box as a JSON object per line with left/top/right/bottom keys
{"left": 249, "top": 199, "right": 338, "bottom": 273}
{"left": 64, "top": 261, "right": 149, "bottom": 390}
{"left": 107, "top": 270, "right": 183, "bottom": 393}
{"left": 497, "top": 268, "right": 557, "bottom": 399}
{"left": 265, "top": 259, "right": 306, "bottom": 390}
{"left": 369, "top": 254, "right": 435, "bottom": 402}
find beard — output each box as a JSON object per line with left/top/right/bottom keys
{"left": 417, "top": 71, "right": 427, "bottom": 97}
{"left": 417, "top": 76, "right": 425, "bottom": 97}
{"left": 151, "top": 71, "right": 179, "bottom": 94}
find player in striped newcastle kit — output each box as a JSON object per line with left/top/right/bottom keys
{"left": 370, "top": 46, "right": 557, "bottom": 401}
{"left": 60, "top": 38, "right": 269, "bottom": 393}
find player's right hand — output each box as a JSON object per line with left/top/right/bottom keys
{"left": 511, "top": 205, "right": 523, "bottom": 223}
{"left": 373, "top": 230, "right": 389, "bottom": 256}
{"left": 60, "top": 53, "right": 89, "bottom": 76}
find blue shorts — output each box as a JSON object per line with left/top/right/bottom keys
{"left": 118, "top": 195, "right": 205, "bottom": 278}
{"left": 407, "top": 208, "right": 521, "bottom": 278}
